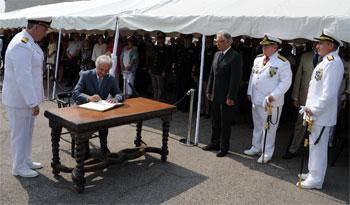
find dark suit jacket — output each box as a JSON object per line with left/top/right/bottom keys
{"left": 207, "top": 47, "right": 243, "bottom": 104}
{"left": 72, "top": 69, "right": 124, "bottom": 105}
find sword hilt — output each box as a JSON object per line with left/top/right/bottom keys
{"left": 267, "top": 104, "right": 272, "bottom": 116}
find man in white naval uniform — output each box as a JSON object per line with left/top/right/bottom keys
{"left": 244, "top": 34, "right": 292, "bottom": 163}
{"left": 297, "top": 29, "right": 344, "bottom": 189}
{"left": 2, "top": 18, "right": 51, "bottom": 178}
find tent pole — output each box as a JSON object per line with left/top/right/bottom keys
{"left": 110, "top": 17, "right": 119, "bottom": 79}
{"left": 194, "top": 35, "right": 206, "bottom": 145}
{"left": 52, "top": 29, "right": 62, "bottom": 99}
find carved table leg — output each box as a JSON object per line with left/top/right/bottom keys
{"left": 72, "top": 134, "right": 87, "bottom": 193}
{"left": 161, "top": 118, "right": 170, "bottom": 162}
{"left": 134, "top": 121, "right": 143, "bottom": 147}
{"left": 50, "top": 122, "right": 62, "bottom": 176}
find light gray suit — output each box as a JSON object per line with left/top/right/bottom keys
{"left": 288, "top": 50, "right": 317, "bottom": 154}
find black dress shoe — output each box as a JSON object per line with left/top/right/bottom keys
{"left": 282, "top": 151, "right": 297, "bottom": 160}
{"left": 202, "top": 144, "right": 220, "bottom": 151}
{"left": 216, "top": 150, "right": 228, "bottom": 157}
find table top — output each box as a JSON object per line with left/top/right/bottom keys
{"left": 44, "top": 97, "right": 177, "bottom": 132}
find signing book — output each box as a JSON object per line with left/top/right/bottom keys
{"left": 78, "top": 100, "right": 123, "bottom": 112}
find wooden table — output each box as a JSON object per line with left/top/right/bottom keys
{"left": 44, "top": 97, "right": 177, "bottom": 193}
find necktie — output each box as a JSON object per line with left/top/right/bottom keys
{"left": 263, "top": 56, "right": 269, "bottom": 66}
{"left": 97, "top": 77, "right": 102, "bottom": 89}
{"left": 218, "top": 52, "right": 224, "bottom": 62}
{"left": 313, "top": 53, "right": 319, "bottom": 68}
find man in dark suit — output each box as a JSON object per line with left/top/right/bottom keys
{"left": 203, "top": 31, "right": 243, "bottom": 157}
{"left": 72, "top": 54, "right": 124, "bottom": 157}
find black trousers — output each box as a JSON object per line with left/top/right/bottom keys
{"left": 84, "top": 129, "right": 109, "bottom": 156}
{"left": 210, "top": 102, "right": 234, "bottom": 151}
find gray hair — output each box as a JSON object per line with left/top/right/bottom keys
{"left": 95, "top": 54, "right": 112, "bottom": 68}
{"left": 216, "top": 31, "right": 233, "bottom": 44}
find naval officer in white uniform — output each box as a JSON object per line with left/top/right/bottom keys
{"left": 2, "top": 18, "right": 51, "bottom": 178}
{"left": 297, "top": 29, "right": 344, "bottom": 189}
{"left": 244, "top": 34, "right": 292, "bottom": 163}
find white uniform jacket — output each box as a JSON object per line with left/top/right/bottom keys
{"left": 2, "top": 30, "right": 44, "bottom": 108}
{"left": 305, "top": 51, "right": 344, "bottom": 126}
{"left": 247, "top": 52, "right": 292, "bottom": 106}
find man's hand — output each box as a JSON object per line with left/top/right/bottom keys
{"left": 106, "top": 98, "right": 117, "bottom": 103}
{"left": 267, "top": 95, "right": 275, "bottom": 104}
{"left": 207, "top": 93, "right": 212, "bottom": 101}
{"left": 247, "top": 95, "right": 251, "bottom": 102}
{"left": 226, "top": 98, "right": 235, "bottom": 106}
{"left": 88, "top": 94, "right": 101, "bottom": 102}
{"left": 304, "top": 107, "right": 313, "bottom": 116}
{"left": 292, "top": 100, "right": 300, "bottom": 108}
{"left": 32, "top": 106, "right": 40, "bottom": 116}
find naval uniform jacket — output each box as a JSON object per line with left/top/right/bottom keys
{"left": 305, "top": 51, "right": 344, "bottom": 126}
{"left": 247, "top": 52, "right": 292, "bottom": 107}
{"left": 2, "top": 30, "right": 44, "bottom": 108}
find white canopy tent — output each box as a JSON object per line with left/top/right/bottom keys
{"left": 0, "top": 0, "right": 349, "bottom": 145}
{"left": 119, "top": 0, "right": 350, "bottom": 144}
{"left": 120, "top": 0, "right": 350, "bottom": 42}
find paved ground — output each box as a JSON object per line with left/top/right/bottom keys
{"left": 0, "top": 98, "right": 349, "bottom": 204}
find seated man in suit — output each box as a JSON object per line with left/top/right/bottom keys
{"left": 72, "top": 54, "right": 124, "bottom": 157}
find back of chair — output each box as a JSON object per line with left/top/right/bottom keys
{"left": 56, "top": 92, "right": 73, "bottom": 108}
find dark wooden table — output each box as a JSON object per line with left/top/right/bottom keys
{"left": 44, "top": 97, "right": 177, "bottom": 193}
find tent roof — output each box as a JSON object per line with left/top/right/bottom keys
{"left": 119, "top": 0, "right": 350, "bottom": 42}
{"left": 0, "top": 0, "right": 349, "bottom": 42}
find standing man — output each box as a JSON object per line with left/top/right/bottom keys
{"left": 73, "top": 55, "right": 124, "bottom": 157}
{"left": 283, "top": 42, "right": 319, "bottom": 159}
{"left": 297, "top": 30, "right": 344, "bottom": 189}
{"left": 149, "top": 32, "right": 170, "bottom": 101}
{"left": 244, "top": 34, "right": 292, "bottom": 163}
{"left": 2, "top": 18, "right": 51, "bottom": 177}
{"left": 202, "top": 31, "right": 242, "bottom": 157}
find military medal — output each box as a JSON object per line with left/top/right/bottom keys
{"left": 269, "top": 66, "right": 278, "bottom": 78}
{"left": 314, "top": 68, "right": 323, "bottom": 81}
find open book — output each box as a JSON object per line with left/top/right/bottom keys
{"left": 78, "top": 100, "right": 124, "bottom": 112}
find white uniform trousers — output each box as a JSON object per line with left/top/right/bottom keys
{"left": 122, "top": 71, "right": 135, "bottom": 96}
{"left": 5, "top": 106, "right": 35, "bottom": 172}
{"left": 251, "top": 105, "right": 282, "bottom": 158}
{"left": 307, "top": 125, "right": 330, "bottom": 185}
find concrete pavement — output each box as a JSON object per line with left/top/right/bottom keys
{"left": 0, "top": 100, "right": 348, "bottom": 204}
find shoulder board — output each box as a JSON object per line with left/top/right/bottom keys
{"left": 327, "top": 55, "right": 334, "bottom": 61}
{"left": 278, "top": 55, "right": 288, "bottom": 62}
{"left": 256, "top": 54, "right": 264, "bottom": 57}
{"left": 21, "top": 37, "right": 29, "bottom": 43}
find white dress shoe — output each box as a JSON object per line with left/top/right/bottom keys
{"left": 27, "top": 161, "right": 43, "bottom": 170}
{"left": 257, "top": 155, "right": 271, "bottom": 163}
{"left": 296, "top": 179, "right": 322, "bottom": 189}
{"left": 12, "top": 168, "right": 39, "bottom": 178}
{"left": 243, "top": 148, "right": 259, "bottom": 156}
{"left": 298, "top": 173, "right": 309, "bottom": 180}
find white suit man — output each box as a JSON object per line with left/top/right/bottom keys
{"left": 297, "top": 29, "right": 344, "bottom": 189}
{"left": 245, "top": 34, "right": 292, "bottom": 163}
{"left": 2, "top": 18, "right": 51, "bottom": 177}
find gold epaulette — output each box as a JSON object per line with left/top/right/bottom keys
{"left": 327, "top": 55, "right": 334, "bottom": 61}
{"left": 278, "top": 55, "right": 288, "bottom": 62}
{"left": 21, "top": 37, "right": 29, "bottom": 43}
{"left": 257, "top": 54, "right": 264, "bottom": 58}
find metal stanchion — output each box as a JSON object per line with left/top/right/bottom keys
{"left": 45, "top": 65, "right": 50, "bottom": 100}
{"left": 179, "top": 88, "right": 196, "bottom": 146}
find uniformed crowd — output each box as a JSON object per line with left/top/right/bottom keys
{"left": 1, "top": 18, "right": 349, "bottom": 191}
